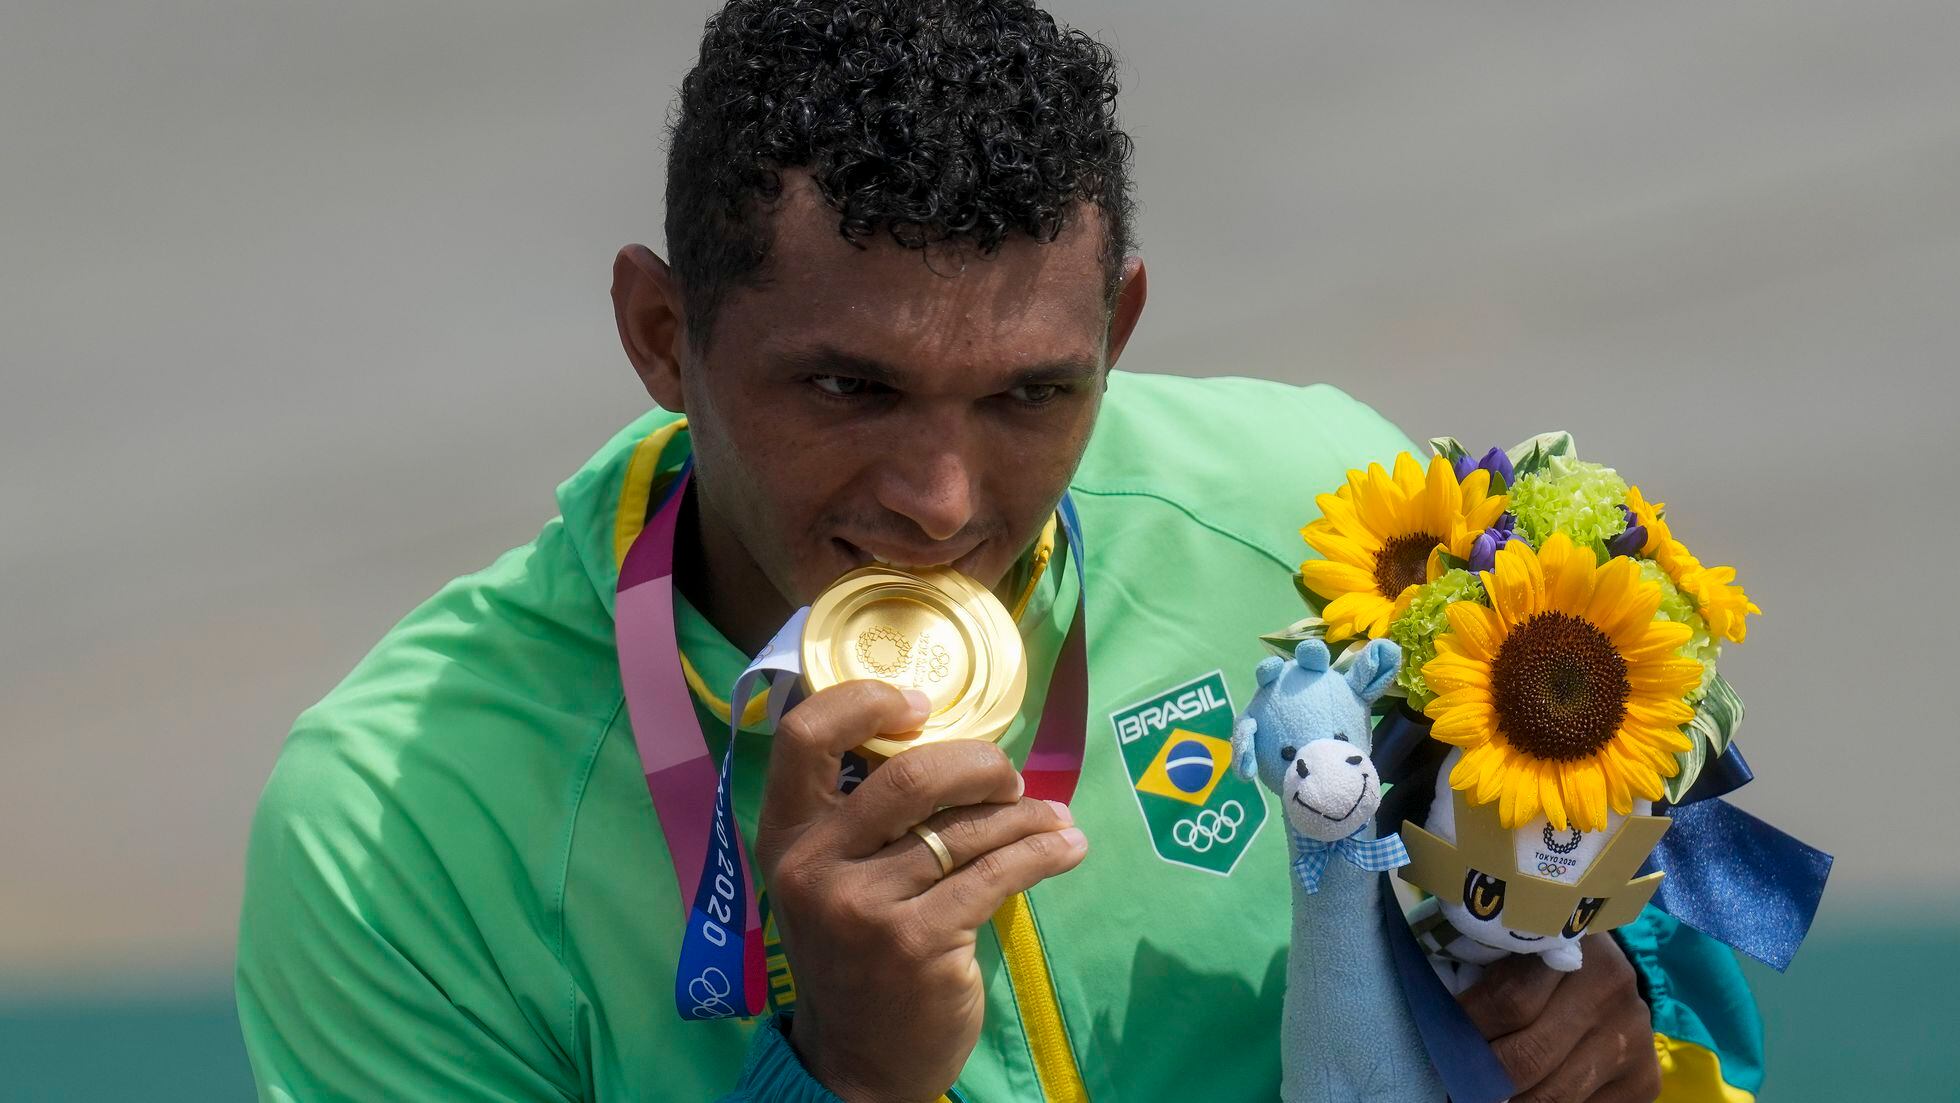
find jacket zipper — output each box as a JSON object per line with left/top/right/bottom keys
{"left": 992, "top": 891, "right": 1089, "bottom": 1102}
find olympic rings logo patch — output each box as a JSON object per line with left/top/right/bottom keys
{"left": 1171, "top": 799, "right": 1246, "bottom": 853}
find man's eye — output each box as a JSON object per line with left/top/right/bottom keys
{"left": 811, "top": 375, "right": 871, "bottom": 398}
{"left": 1007, "top": 383, "right": 1063, "bottom": 405}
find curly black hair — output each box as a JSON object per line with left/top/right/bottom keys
{"left": 664, "top": 0, "right": 1136, "bottom": 350}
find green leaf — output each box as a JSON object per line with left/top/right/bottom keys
{"left": 1507, "top": 431, "right": 1577, "bottom": 480}
{"left": 1429, "top": 437, "right": 1469, "bottom": 465}
{"left": 1292, "top": 571, "right": 1328, "bottom": 616}
{"left": 1436, "top": 551, "right": 1471, "bottom": 574}
{"left": 1668, "top": 675, "right": 1745, "bottom": 800}
{"left": 1260, "top": 616, "right": 1329, "bottom": 658}
{"left": 1666, "top": 726, "right": 1710, "bottom": 804}
{"left": 1696, "top": 674, "right": 1746, "bottom": 756}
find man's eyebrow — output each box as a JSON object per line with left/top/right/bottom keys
{"left": 775, "top": 344, "right": 1102, "bottom": 389}
{"left": 1003, "top": 358, "right": 1103, "bottom": 387}
{"left": 776, "top": 346, "right": 909, "bottom": 387}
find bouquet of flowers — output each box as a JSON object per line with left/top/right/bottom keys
{"left": 1278, "top": 432, "right": 1823, "bottom": 979}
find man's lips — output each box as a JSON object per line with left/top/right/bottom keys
{"left": 835, "top": 538, "right": 982, "bottom": 575}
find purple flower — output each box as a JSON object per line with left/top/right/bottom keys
{"left": 1605, "top": 504, "right": 1648, "bottom": 559}
{"left": 1468, "top": 512, "right": 1524, "bottom": 573}
{"left": 1452, "top": 446, "right": 1515, "bottom": 489}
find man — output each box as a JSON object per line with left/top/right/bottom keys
{"left": 236, "top": 2, "right": 1762, "bottom": 1100}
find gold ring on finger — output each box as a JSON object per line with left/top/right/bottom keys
{"left": 909, "top": 823, "right": 955, "bottom": 878}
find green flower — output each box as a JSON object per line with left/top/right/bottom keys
{"left": 1508, "top": 455, "right": 1631, "bottom": 555}
{"left": 1389, "top": 568, "right": 1487, "bottom": 708}
{"left": 1639, "top": 558, "right": 1721, "bottom": 702}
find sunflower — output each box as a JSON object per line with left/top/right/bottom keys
{"left": 1625, "top": 485, "right": 1760, "bottom": 644}
{"left": 1300, "top": 453, "right": 1509, "bottom": 641}
{"left": 1422, "top": 533, "right": 1703, "bottom": 832}
{"left": 1623, "top": 486, "right": 1669, "bottom": 555}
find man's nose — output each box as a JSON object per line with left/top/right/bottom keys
{"left": 873, "top": 446, "right": 976, "bottom": 543}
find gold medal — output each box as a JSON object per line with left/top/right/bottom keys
{"left": 802, "top": 564, "right": 1027, "bottom": 759}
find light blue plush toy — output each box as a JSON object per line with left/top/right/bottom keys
{"left": 1231, "top": 638, "right": 1445, "bottom": 1103}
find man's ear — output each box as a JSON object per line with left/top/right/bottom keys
{"left": 612, "top": 244, "right": 689, "bottom": 412}
{"left": 1102, "top": 255, "right": 1148, "bottom": 370}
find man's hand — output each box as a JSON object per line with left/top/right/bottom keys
{"left": 1459, "top": 934, "right": 1662, "bottom": 1103}
{"left": 753, "top": 679, "right": 1088, "bottom": 1103}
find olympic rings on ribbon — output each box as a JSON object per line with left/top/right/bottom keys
{"left": 686, "top": 967, "right": 736, "bottom": 1018}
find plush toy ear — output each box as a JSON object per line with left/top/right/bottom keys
{"left": 1230, "top": 715, "right": 1259, "bottom": 780}
{"left": 1254, "top": 656, "right": 1286, "bottom": 687}
{"left": 1293, "top": 639, "right": 1332, "bottom": 673}
{"left": 1345, "top": 638, "right": 1402, "bottom": 704}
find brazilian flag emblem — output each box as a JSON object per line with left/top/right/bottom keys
{"left": 1108, "top": 670, "right": 1267, "bottom": 875}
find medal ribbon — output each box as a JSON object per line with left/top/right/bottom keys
{"left": 616, "top": 462, "right": 1090, "bottom": 1020}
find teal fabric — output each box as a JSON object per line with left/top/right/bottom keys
{"left": 1618, "top": 906, "right": 1766, "bottom": 1095}
{"left": 716, "top": 1017, "right": 838, "bottom": 1103}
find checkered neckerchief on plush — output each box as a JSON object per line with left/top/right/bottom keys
{"left": 1291, "top": 828, "right": 1409, "bottom": 894}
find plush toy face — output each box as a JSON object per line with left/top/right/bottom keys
{"left": 1232, "top": 638, "right": 1401, "bottom": 843}
{"left": 1421, "top": 746, "right": 1654, "bottom": 972}
{"left": 1279, "top": 736, "right": 1379, "bottom": 842}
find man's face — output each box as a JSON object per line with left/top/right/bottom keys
{"left": 668, "top": 174, "right": 1137, "bottom": 608}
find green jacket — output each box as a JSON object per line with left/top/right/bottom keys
{"left": 237, "top": 371, "right": 1763, "bottom": 1101}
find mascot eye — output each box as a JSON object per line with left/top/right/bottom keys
{"left": 1332, "top": 732, "right": 1350, "bottom": 742}
{"left": 1462, "top": 870, "right": 1508, "bottom": 921}
{"left": 1563, "top": 897, "right": 1606, "bottom": 938}
{"left": 1279, "top": 745, "right": 1297, "bottom": 762}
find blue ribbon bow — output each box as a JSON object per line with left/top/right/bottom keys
{"left": 1291, "top": 828, "right": 1410, "bottom": 893}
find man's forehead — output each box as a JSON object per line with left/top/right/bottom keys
{"left": 717, "top": 173, "right": 1110, "bottom": 381}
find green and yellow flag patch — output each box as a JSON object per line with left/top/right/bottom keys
{"left": 1109, "top": 671, "right": 1266, "bottom": 875}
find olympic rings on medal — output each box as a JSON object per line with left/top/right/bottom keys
{"left": 1171, "top": 799, "right": 1246, "bottom": 853}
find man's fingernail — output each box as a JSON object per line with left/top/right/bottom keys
{"left": 1012, "top": 772, "right": 1026, "bottom": 799}
{"left": 1045, "top": 800, "right": 1073, "bottom": 826}
{"left": 901, "top": 689, "right": 931, "bottom": 717}
{"left": 1058, "top": 827, "right": 1087, "bottom": 850}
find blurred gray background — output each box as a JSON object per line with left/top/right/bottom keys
{"left": 3, "top": 0, "right": 1954, "bottom": 1098}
